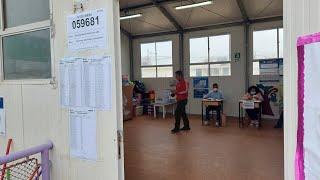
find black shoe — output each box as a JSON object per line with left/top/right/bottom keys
{"left": 171, "top": 128, "right": 180, "bottom": 134}
{"left": 180, "top": 126, "right": 191, "bottom": 131}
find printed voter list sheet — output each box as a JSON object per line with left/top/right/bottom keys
{"left": 67, "top": 9, "right": 107, "bottom": 51}
{"left": 60, "top": 57, "right": 83, "bottom": 107}
{"left": 60, "top": 56, "right": 112, "bottom": 110}
{"left": 70, "top": 108, "right": 97, "bottom": 160}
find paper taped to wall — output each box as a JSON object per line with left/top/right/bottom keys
{"left": 70, "top": 107, "right": 97, "bottom": 160}
{"left": 67, "top": 9, "right": 107, "bottom": 51}
{"left": 60, "top": 56, "right": 112, "bottom": 110}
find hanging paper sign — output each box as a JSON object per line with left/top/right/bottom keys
{"left": 296, "top": 32, "right": 320, "bottom": 180}
{"left": 241, "top": 100, "right": 255, "bottom": 109}
{"left": 67, "top": 9, "right": 107, "bottom": 51}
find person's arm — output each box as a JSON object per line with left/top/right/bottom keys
{"left": 203, "top": 91, "right": 212, "bottom": 99}
{"left": 256, "top": 93, "right": 264, "bottom": 101}
{"left": 176, "top": 82, "right": 188, "bottom": 95}
{"left": 219, "top": 91, "right": 224, "bottom": 100}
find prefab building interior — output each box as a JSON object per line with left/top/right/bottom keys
{"left": 119, "top": 0, "right": 284, "bottom": 179}
{"left": 0, "top": 0, "right": 318, "bottom": 179}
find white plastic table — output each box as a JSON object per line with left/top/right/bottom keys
{"left": 153, "top": 101, "right": 177, "bottom": 119}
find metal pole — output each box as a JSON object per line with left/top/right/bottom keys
{"left": 179, "top": 32, "right": 184, "bottom": 72}
{"left": 41, "top": 149, "right": 50, "bottom": 180}
{"left": 244, "top": 23, "right": 250, "bottom": 90}
{"left": 129, "top": 37, "right": 134, "bottom": 80}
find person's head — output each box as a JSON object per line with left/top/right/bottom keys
{"left": 175, "top": 71, "right": 184, "bottom": 81}
{"left": 212, "top": 83, "right": 219, "bottom": 92}
{"left": 248, "top": 86, "right": 259, "bottom": 95}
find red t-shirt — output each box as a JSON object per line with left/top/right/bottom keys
{"left": 176, "top": 80, "right": 188, "bottom": 101}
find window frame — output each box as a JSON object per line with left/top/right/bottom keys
{"left": 0, "top": 0, "right": 54, "bottom": 84}
{"left": 189, "top": 33, "right": 232, "bottom": 77}
{"left": 140, "top": 40, "right": 173, "bottom": 79}
{"left": 252, "top": 27, "right": 283, "bottom": 76}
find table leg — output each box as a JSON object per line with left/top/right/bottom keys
{"left": 163, "top": 106, "right": 166, "bottom": 119}
{"left": 172, "top": 104, "right": 175, "bottom": 115}
{"left": 202, "top": 102, "right": 204, "bottom": 126}
{"left": 154, "top": 105, "right": 156, "bottom": 118}
{"left": 238, "top": 102, "right": 241, "bottom": 128}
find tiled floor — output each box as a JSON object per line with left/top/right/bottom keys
{"left": 124, "top": 115, "right": 284, "bottom": 180}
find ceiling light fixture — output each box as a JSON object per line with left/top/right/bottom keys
{"left": 120, "top": 14, "right": 142, "bottom": 20}
{"left": 175, "top": 1, "right": 213, "bottom": 10}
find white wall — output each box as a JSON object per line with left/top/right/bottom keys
{"left": 132, "top": 22, "right": 283, "bottom": 117}
{"left": 283, "top": 0, "right": 320, "bottom": 179}
{"left": 0, "top": 0, "right": 123, "bottom": 179}
{"left": 121, "top": 32, "right": 131, "bottom": 79}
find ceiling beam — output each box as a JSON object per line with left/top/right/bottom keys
{"left": 151, "top": 0, "right": 183, "bottom": 31}
{"left": 236, "top": 0, "right": 250, "bottom": 22}
{"left": 120, "top": 0, "right": 179, "bottom": 12}
{"left": 132, "top": 16, "right": 283, "bottom": 39}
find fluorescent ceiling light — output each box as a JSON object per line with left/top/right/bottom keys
{"left": 175, "top": 1, "right": 213, "bottom": 10}
{"left": 120, "top": 14, "right": 142, "bottom": 20}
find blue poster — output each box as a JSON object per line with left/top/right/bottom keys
{"left": 194, "top": 89, "right": 209, "bottom": 99}
{"left": 193, "top": 77, "right": 209, "bottom": 89}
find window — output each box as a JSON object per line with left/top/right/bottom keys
{"left": 1, "top": 0, "right": 51, "bottom": 80}
{"left": 189, "top": 34, "right": 231, "bottom": 77}
{"left": 253, "top": 28, "right": 283, "bottom": 75}
{"left": 140, "top": 41, "right": 173, "bottom": 78}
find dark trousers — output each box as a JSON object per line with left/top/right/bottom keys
{"left": 275, "top": 111, "right": 283, "bottom": 128}
{"left": 206, "top": 106, "right": 221, "bottom": 123}
{"left": 174, "top": 99, "right": 189, "bottom": 129}
{"left": 246, "top": 109, "right": 260, "bottom": 120}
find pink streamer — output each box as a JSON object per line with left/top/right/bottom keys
{"left": 295, "top": 32, "right": 320, "bottom": 180}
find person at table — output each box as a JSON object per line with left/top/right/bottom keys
{"left": 203, "top": 83, "right": 224, "bottom": 127}
{"left": 243, "top": 86, "right": 264, "bottom": 127}
{"left": 171, "top": 70, "right": 190, "bottom": 134}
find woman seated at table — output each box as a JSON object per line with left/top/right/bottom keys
{"left": 203, "top": 83, "right": 224, "bottom": 126}
{"left": 243, "top": 86, "right": 264, "bottom": 127}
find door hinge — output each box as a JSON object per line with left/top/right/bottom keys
{"left": 117, "top": 130, "right": 123, "bottom": 160}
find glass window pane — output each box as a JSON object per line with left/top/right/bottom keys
{"left": 190, "top": 37, "right": 208, "bottom": 64}
{"left": 253, "top": 61, "right": 260, "bottom": 75}
{"left": 210, "top": 63, "right": 231, "bottom": 76}
{"left": 4, "top": 0, "right": 50, "bottom": 28}
{"left": 253, "top": 29, "right": 277, "bottom": 59}
{"left": 209, "top": 35, "right": 230, "bottom": 62}
{"left": 141, "top": 67, "right": 156, "bottom": 78}
{"left": 3, "top": 29, "right": 51, "bottom": 80}
{"left": 190, "top": 64, "right": 208, "bottom": 77}
{"left": 156, "top": 41, "right": 172, "bottom": 65}
{"left": 157, "top": 66, "right": 173, "bottom": 77}
{"left": 141, "top": 43, "right": 156, "bottom": 66}
{"left": 279, "top": 28, "right": 283, "bottom": 58}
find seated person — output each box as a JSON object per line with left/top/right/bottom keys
{"left": 243, "top": 86, "right": 264, "bottom": 128}
{"left": 203, "top": 83, "right": 224, "bottom": 127}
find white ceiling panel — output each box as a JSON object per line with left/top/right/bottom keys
{"left": 165, "top": 0, "right": 243, "bottom": 28}
{"left": 120, "top": 0, "right": 151, "bottom": 9}
{"left": 120, "top": 7, "right": 176, "bottom": 35}
{"left": 119, "top": 0, "right": 283, "bottom": 35}
{"left": 243, "top": 0, "right": 283, "bottom": 19}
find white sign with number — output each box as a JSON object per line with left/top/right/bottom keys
{"left": 67, "top": 9, "right": 107, "bottom": 51}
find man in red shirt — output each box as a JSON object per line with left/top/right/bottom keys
{"left": 171, "top": 71, "right": 190, "bottom": 134}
